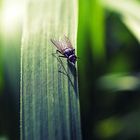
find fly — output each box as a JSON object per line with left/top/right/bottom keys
{"left": 51, "top": 36, "right": 77, "bottom": 64}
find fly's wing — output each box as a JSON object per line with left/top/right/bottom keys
{"left": 51, "top": 36, "right": 74, "bottom": 53}
{"left": 51, "top": 39, "right": 63, "bottom": 53}
{"left": 63, "top": 35, "right": 74, "bottom": 49}
{"left": 51, "top": 38, "right": 70, "bottom": 52}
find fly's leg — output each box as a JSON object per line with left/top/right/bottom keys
{"left": 58, "top": 70, "right": 67, "bottom": 76}
{"left": 59, "top": 56, "right": 66, "bottom": 58}
{"left": 52, "top": 50, "right": 60, "bottom": 56}
{"left": 57, "top": 56, "right": 67, "bottom": 75}
{"left": 52, "top": 50, "right": 74, "bottom": 89}
{"left": 52, "top": 50, "right": 67, "bottom": 72}
{"left": 56, "top": 50, "right": 66, "bottom": 58}
{"left": 56, "top": 50, "right": 62, "bottom": 54}
{"left": 52, "top": 50, "right": 68, "bottom": 76}
{"left": 52, "top": 50, "right": 67, "bottom": 74}
{"left": 52, "top": 50, "right": 66, "bottom": 58}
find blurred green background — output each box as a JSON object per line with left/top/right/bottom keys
{"left": 1, "top": 0, "right": 140, "bottom": 140}
{"left": 0, "top": 0, "right": 21, "bottom": 140}
{"left": 78, "top": 0, "right": 140, "bottom": 140}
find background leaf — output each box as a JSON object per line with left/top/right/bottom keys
{"left": 101, "top": 0, "right": 140, "bottom": 42}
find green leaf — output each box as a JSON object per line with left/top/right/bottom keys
{"left": 122, "top": 15, "right": 140, "bottom": 42}
{"left": 20, "top": 0, "right": 82, "bottom": 140}
{"left": 0, "top": 48, "right": 3, "bottom": 93}
{"left": 90, "top": 0, "right": 105, "bottom": 62}
{"left": 101, "top": 0, "right": 140, "bottom": 42}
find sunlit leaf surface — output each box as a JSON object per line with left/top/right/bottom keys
{"left": 20, "top": 0, "right": 81, "bottom": 140}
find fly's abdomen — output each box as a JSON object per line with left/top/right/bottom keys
{"left": 68, "top": 54, "right": 76, "bottom": 64}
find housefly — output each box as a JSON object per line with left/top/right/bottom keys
{"left": 51, "top": 36, "right": 77, "bottom": 64}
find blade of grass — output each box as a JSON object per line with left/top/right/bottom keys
{"left": 101, "top": 0, "right": 140, "bottom": 43}
{"left": 20, "top": 0, "right": 82, "bottom": 140}
{"left": 0, "top": 43, "right": 4, "bottom": 92}
{"left": 90, "top": 0, "right": 106, "bottom": 62}
{"left": 0, "top": 2, "right": 4, "bottom": 93}
{"left": 122, "top": 14, "right": 140, "bottom": 42}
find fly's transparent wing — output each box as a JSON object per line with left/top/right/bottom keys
{"left": 51, "top": 39, "right": 64, "bottom": 53}
{"left": 51, "top": 36, "right": 74, "bottom": 53}
{"left": 51, "top": 38, "right": 69, "bottom": 52}
{"left": 63, "top": 35, "right": 73, "bottom": 49}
